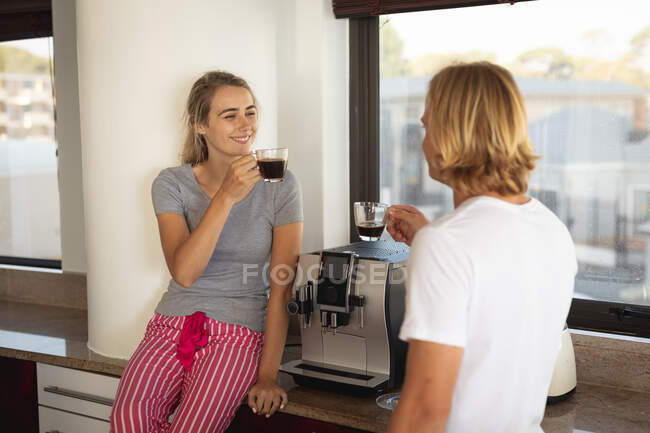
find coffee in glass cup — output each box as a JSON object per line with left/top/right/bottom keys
{"left": 255, "top": 148, "right": 288, "bottom": 182}
{"left": 353, "top": 202, "right": 388, "bottom": 241}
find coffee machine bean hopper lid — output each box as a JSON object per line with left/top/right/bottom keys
{"left": 320, "top": 240, "right": 410, "bottom": 263}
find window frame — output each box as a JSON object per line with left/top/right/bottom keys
{"left": 0, "top": 0, "right": 52, "bottom": 42}
{"left": 0, "top": 256, "right": 60, "bottom": 270}
{"left": 348, "top": 14, "right": 650, "bottom": 338}
{"left": 0, "top": 3, "right": 61, "bottom": 270}
{"left": 349, "top": 17, "right": 381, "bottom": 243}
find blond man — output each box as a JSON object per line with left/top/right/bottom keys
{"left": 387, "top": 62, "right": 576, "bottom": 433}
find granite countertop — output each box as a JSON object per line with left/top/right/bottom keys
{"left": 1, "top": 300, "right": 649, "bottom": 433}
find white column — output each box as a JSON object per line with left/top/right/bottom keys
{"left": 76, "top": 0, "right": 278, "bottom": 359}
{"left": 52, "top": 0, "right": 86, "bottom": 273}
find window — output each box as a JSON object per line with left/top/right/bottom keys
{"left": 349, "top": 0, "right": 650, "bottom": 336}
{"left": 0, "top": 37, "right": 61, "bottom": 268}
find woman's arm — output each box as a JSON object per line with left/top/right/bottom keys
{"left": 247, "top": 221, "right": 303, "bottom": 417}
{"left": 157, "top": 155, "right": 261, "bottom": 288}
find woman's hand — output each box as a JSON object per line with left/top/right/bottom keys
{"left": 387, "top": 205, "right": 430, "bottom": 246}
{"left": 247, "top": 377, "right": 288, "bottom": 418}
{"left": 218, "top": 154, "right": 262, "bottom": 203}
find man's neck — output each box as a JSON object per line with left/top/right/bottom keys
{"left": 453, "top": 190, "right": 531, "bottom": 208}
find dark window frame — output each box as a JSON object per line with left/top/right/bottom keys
{"left": 347, "top": 13, "right": 650, "bottom": 338}
{"left": 334, "top": 0, "right": 534, "bottom": 18}
{"left": 349, "top": 17, "right": 380, "bottom": 243}
{"left": 0, "top": 0, "right": 52, "bottom": 42}
{"left": 0, "top": 256, "right": 60, "bottom": 270}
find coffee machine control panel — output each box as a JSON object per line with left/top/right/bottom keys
{"left": 316, "top": 252, "right": 365, "bottom": 334}
{"left": 316, "top": 252, "right": 356, "bottom": 313}
{"left": 288, "top": 251, "right": 366, "bottom": 334}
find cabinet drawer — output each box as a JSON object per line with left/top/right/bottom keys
{"left": 37, "top": 363, "right": 120, "bottom": 421}
{"left": 39, "top": 406, "right": 110, "bottom": 433}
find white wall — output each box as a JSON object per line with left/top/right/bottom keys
{"left": 76, "top": 0, "right": 278, "bottom": 359}
{"left": 276, "top": 0, "right": 349, "bottom": 252}
{"left": 319, "top": 1, "right": 350, "bottom": 249}
{"left": 52, "top": 0, "right": 86, "bottom": 273}
{"left": 69, "top": 0, "right": 349, "bottom": 359}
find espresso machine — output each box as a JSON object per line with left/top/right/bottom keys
{"left": 280, "top": 240, "right": 409, "bottom": 393}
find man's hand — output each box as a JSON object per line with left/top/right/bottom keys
{"left": 387, "top": 205, "right": 430, "bottom": 246}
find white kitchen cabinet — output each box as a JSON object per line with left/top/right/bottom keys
{"left": 37, "top": 363, "right": 120, "bottom": 433}
{"left": 39, "top": 406, "right": 110, "bottom": 433}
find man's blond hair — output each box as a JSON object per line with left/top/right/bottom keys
{"left": 426, "top": 62, "right": 539, "bottom": 196}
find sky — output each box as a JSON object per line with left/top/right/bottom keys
{"left": 3, "top": 1, "right": 648, "bottom": 65}
{"left": 1, "top": 37, "right": 53, "bottom": 59}
{"left": 387, "top": 0, "right": 650, "bottom": 64}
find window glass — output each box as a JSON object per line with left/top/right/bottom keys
{"left": 0, "top": 37, "right": 61, "bottom": 261}
{"left": 379, "top": 0, "right": 650, "bottom": 306}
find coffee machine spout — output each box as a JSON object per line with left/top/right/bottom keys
{"left": 287, "top": 281, "right": 314, "bottom": 328}
{"left": 350, "top": 295, "right": 366, "bottom": 328}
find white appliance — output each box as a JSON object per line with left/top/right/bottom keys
{"left": 547, "top": 324, "right": 577, "bottom": 404}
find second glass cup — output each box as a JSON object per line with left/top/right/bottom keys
{"left": 354, "top": 202, "right": 388, "bottom": 241}
{"left": 255, "top": 148, "right": 288, "bottom": 182}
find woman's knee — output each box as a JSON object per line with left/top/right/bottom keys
{"left": 110, "top": 398, "right": 145, "bottom": 433}
{"left": 111, "top": 396, "right": 174, "bottom": 433}
{"left": 110, "top": 398, "right": 131, "bottom": 433}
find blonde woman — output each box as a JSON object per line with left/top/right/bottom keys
{"left": 387, "top": 62, "right": 576, "bottom": 433}
{"left": 110, "top": 71, "right": 303, "bottom": 433}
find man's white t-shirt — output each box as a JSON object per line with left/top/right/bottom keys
{"left": 399, "top": 196, "right": 577, "bottom": 433}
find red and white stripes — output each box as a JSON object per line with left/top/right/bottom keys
{"left": 110, "top": 313, "right": 264, "bottom": 433}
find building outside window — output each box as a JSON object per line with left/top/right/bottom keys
{"left": 0, "top": 37, "right": 61, "bottom": 266}
{"left": 378, "top": 0, "right": 650, "bottom": 307}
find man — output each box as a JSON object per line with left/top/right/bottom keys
{"left": 386, "top": 62, "right": 576, "bottom": 433}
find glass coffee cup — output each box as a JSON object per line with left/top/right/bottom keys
{"left": 354, "top": 202, "right": 388, "bottom": 241}
{"left": 255, "top": 148, "right": 288, "bottom": 182}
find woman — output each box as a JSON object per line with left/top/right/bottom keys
{"left": 386, "top": 62, "right": 576, "bottom": 433}
{"left": 110, "top": 71, "right": 303, "bottom": 433}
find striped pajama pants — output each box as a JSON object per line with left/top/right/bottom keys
{"left": 110, "top": 313, "right": 264, "bottom": 433}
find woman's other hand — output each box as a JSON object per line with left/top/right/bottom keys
{"left": 219, "top": 153, "right": 262, "bottom": 203}
{"left": 387, "top": 205, "right": 430, "bottom": 246}
{"left": 247, "top": 378, "right": 288, "bottom": 418}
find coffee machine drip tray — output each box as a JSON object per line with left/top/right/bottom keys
{"left": 281, "top": 359, "right": 389, "bottom": 391}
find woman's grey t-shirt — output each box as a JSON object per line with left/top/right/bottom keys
{"left": 151, "top": 164, "right": 303, "bottom": 332}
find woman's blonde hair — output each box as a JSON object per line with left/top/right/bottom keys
{"left": 425, "top": 62, "right": 539, "bottom": 196}
{"left": 181, "top": 71, "right": 257, "bottom": 165}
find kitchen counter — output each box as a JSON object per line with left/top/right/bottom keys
{"left": 1, "top": 300, "right": 649, "bottom": 433}
{"left": 0, "top": 301, "right": 127, "bottom": 376}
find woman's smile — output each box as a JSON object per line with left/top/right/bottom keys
{"left": 230, "top": 134, "right": 252, "bottom": 145}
